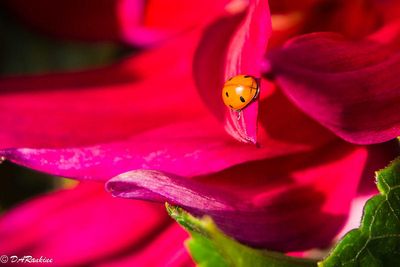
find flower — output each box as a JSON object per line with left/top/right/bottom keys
{"left": 0, "top": 0, "right": 399, "bottom": 260}
{"left": 0, "top": 183, "right": 192, "bottom": 266}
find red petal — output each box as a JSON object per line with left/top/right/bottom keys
{"left": 0, "top": 33, "right": 206, "bottom": 148}
{"left": 268, "top": 0, "right": 400, "bottom": 49}
{"left": 0, "top": 30, "right": 333, "bottom": 176}
{"left": 0, "top": 183, "right": 179, "bottom": 266}
{"left": 194, "top": 0, "right": 272, "bottom": 144}
{"left": 300, "top": 0, "right": 380, "bottom": 39}
{"left": 124, "top": 0, "right": 229, "bottom": 45}
{"left": 269, "top": 0, "right": 318, "bottom": 13}
{"left": 4, "top": 0, "right": 228, "bottom": 46}
{"left": 266, "top": 29, "right": 400, "bottom": 144}
{"left": 4, "top": 0, "right": 126, "bottom": 42}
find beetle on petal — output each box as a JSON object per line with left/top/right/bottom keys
{"left": 222, "top": 75, "right": 259, "bottom": 111}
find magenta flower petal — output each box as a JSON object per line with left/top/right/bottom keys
{"left": 0, "top": 183, "right": 178, "bottom": 266}
{"left": 0, "top": 73, "right": 203, "bottom": 149}
{"left": 0, "top": 117, "right": 316, "bottom": 181}
{"left": 224, "top": 0, "right": 271, "bottom": 80}
{"left": 266, "top": 29, "right": 400, "bottom": 144}
{"left": 224, "top": 0, "right": 271, "bottom": 144}
{"left": 106, "top": 142, "right": 368, "bottom": 251}
{"left": 194, "top": 0, "right": 271, "bottom": 144}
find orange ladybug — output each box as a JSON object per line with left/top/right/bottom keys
{"left": 222, "top": 75, "right": 259, "bottom": 111}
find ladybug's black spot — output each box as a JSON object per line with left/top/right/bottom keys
{"left": 240, "top": 96, "right": 245, "bottom": 102}
{"left": 244, "top": 75, "right": 251, "bottom": 78}
{"left": 225, "top": 91, "right": 229, "bottom": 97}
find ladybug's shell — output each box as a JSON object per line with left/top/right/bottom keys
{"left": 222, "top": 75, "right": 259, "bottom": 111}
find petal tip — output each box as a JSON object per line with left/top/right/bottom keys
{"left": 106, "top": 169, "right": 170, "bottom": 202}
{"left": 225, "top": 100, "right": 259, "bottom": 144}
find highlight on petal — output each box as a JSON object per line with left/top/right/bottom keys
{"left": 194, "top": 0, "right": 271, "bottom": 144}
{"left": 107, "top": 142, "right": 368, "bottom": 251}
{"left": 0, "top": 182, "right": 173, "bottom": 266}
{"left": 266, "top": 29, "right": 400, "bottom": 144}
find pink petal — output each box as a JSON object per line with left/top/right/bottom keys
{"left": 0, "top": 117, "right": 314, "bottom": 181}
{"left": 0, "top": 183, "right": 174, "bottom": 266}
{"left": 0, "top": 27, "right": 333, "bottom": 178}
{"left": 224, "top": 0, "right": 271, "bottom": 79}
{"left": 266, "top": 29, "right": 400, "bottom": 144}
{"left": 194, "top": 0, "right": 272, "bottom": 144}
{"left": 224, "top": 0, "right": 271, "bottom": 144}
{"left": 196, "top": 18, "right": 335, "bottom": 148}
{"left": 107, "top": 142, "right": 369, "bottom": 251}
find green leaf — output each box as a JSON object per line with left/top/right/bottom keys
{"left": 166, "top": 204, "right": 318, "bottom": 267}
{"left": 319, "top": 157, "right": 400, "bottom": 267}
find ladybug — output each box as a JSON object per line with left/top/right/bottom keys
{"left": 222, "top": 75, "right": 259, "bottom": 111}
